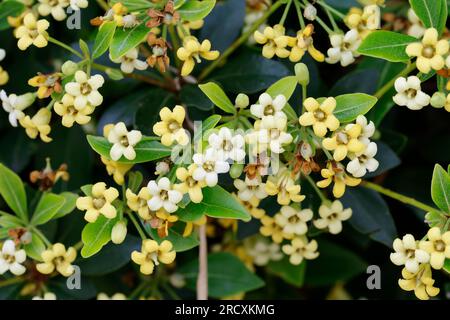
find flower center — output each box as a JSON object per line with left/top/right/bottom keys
{"left": 264, "top": 105, "right": 275, "bottom": 116}
{"left": 168, "top": 120, "right": 180, "bottom": 132}
{"left": 434, "top": 240, "right": 445, "bottom": 252}
{"left": 336, "top": 131, "right": 349, "bottom": 144}
{"left": 269, "top": 128, "right": 281, "bottom": 139}
{"left": 422, "top": 45, "right": 435, "bottom": 58}
{"left": 186, "top": 176, "right": 197, "bottom": 188}
{"left": 222, "top": 139, "right": 233, "bottom": 152}
{"left": 80, "top": 83, "right": 92, "bottom": 95}
{"left": 159, "top": 190, "right": 168, "bottom": 201}
{"left": 203, "top": 161, "right": 215, "bottom": 172}
{"left": 153, "top": 46, "right": 165, "bottom": 57}
{"left": 93, "top": 197, "right": 106, "bottom": 209}
{"left": 406, "top": 88, "right": 417, "bottom": 99}
{"left": 120, "top": 136, "right": 129, "bottom": 147}
{"left": 3, "top": 254, "right": 15, "bottom": 264}
{"left": 147, "top": 251, "right": 159, "bottom": 265}
{"left": 314, "top": 110, "right": 326, "bottom": 120}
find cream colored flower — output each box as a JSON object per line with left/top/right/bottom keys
{"left": 0, "top": 240, "right": 26, "bottom": 276}
{"left": 101, "top": 156, "right": 133, "bottom": 185}
{"left": 253, "top": 24, "right": 291, "bottom": 59}
{"left": 282, "top": 237, "right": 319, "bottom": 265}
{"left": 259, "top": 215, "right": 293, "bottom": 243}
{"left": 265, "top": 167, "right": 305, "bottom": 205}
{"left": 275, "top": 206, "right": 313, "bottom": 236}
{"left": 19, "top": 108, "right": 52, "bottom": 142}
{"left": 419, "top": 227, "right": 450, "bottom": 270}
{"left": 54, "top": 94, "right": 94, "bottom": 127}
{"left": 175, "top": 164, "right": 206, "bottom": 203}
{"left": 76, "top": 182, "right": 119, "bottom": 222}
{"left": 131, "top": 239, "right": 176, "bottom": 275}
{"left": 406, "top": 28, "right": 449, "bottom": 74}
{"left": 107, "top": 122, "right": 142, "bottom": 161}
{"left": 97, "top": 293, "right": 126, "bottom": 300}
{"left": 317, "top": 162, "right": 361, "bottom": 198}
{"left": 313, "top": 200, "right": 352, "bottom": 234}
{"left": 244, "top": 236, "right": 283, "bottom": 266}
{"left": 393, "top": 76, "right": 430, "bottom": 110}
{"left": 399, "top": 264, "right": 439, "bottom": 300}
{"left": 390, "top": 234, "right": 430, "bottom": 273}
{"left": 126, "top": 187, "right": 152, "bottom": 219}
{"left": 147, "top": 177, "right": 183, "bottom": 213}
{"left": 326, "top": 29, "right": 361, "bottom": 67}
{"left": 322, "top": 124, "right": 366, "bottom": 162}
{"left": 234, "top": 176, "right": 267, "bottom": 202}
{"left": 33, "top": 292, "right": 57, "bottom": 300}
{"left": 38, "top": 0, "right": 70, "bottom": 21}
{"left": 65, "top": 71, "right": 104, "bottom": 110}
{"left": 407, "top": 9, "right": 425, "bottom": 38}
{"left": 153, "top": 105, "right": 189, "bottom": 146}
{"left": 110, "top": 48, "right": 148, "bottom": 74}
{"left": 176, "top": 36, "right": 219, "bottom": 76}
{"left": 0, "top": 49, "right": 8, "bottom": 85}
{"left": 15, "top": 13, "right": 49, "bottom": 50}
{"left": 299, "top": 97, "right": 340, "bottom": 137}
{"left": 289, "top": 24, "right": 325, "bottom": 62}
{"left": 250, "top": 93, "right": 287, "bottom": 119}
{"left": 347, "top": 141, "right": 379, "bottom": 177}
{"left": 1, "top": 90, "right": 35, "bottom": 127}
{"left": 345, "top": 5, "right": 380, "bottom": 38}
{"left": 36, "top": 243, "right": 77, "bottom": 277}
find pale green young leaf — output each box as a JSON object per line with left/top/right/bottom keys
{"left": 0, "top": 163, "right": 28, "bottom": 222}
{"left": 334, "top": 93, "right": 378, "bottom": 123}
{"left": 110, "top": 19, "right": 149, "bottom": 60}
{"left": 92, "top": 21, "right": 117, "bottom": 59}
{"left": 357, "top": 31, "right": 417, "bottom": 62}
{"left": 409, "top": 0, "right": 447, "bottom": 35}
{"left": 81, "top": 215, "right": 120, "bottom": 258}
{"left": 431, "top": 164, "right": 450, "bottom": 213}
{"left": 31, "top": 193, "right": 66, "bottom": 226}
{"left": 198, "top": 82, "right": 236, "bottom": 114}
{"left": 178, "top": 0, "right": 216, "bottom": 21}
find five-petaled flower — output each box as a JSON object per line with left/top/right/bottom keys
{"left": 76, "top": 182, "right": 119, "bottom": 222}
{"left": 65, "top": 71, "right": 104, "bottom": 110}
{"left": 147, "top": 177, "right": 183, "bottom": 213}
{"left": 299, "top": 97, "right": 340, "bottom": 137}
{"left": 153, "top": 105, "right": 189, "bottom": 146}
{"left": 177, "top": 36, "right": 219, "bottom": 76}
{"left": 131, "top": 239, "right": 176, "bottom": 275}
{"left": 313, "top": 200, "right": 352, "bottom": 234}
{"left": 0, "top": 240, "right": 26, "bottom": 276}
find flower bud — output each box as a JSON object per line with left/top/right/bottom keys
{"left": 300, "top": 142, "right": 313, "bottom": 160}
{"left": 230, "top": 163, "right": 244, "bottom": 179}
{"left": 61, "top": 60, "right": 78, "bottom": 76}
{"left": 303, "top": 4, "right": 317, "bottom": 21}
{"left": 155, "top": 161, "right": 170, "bottom": 175}
{"left": 169, "top": 273, "right": 186, "bottom": 288}
{"left": 20, "top": 231, "right": 32, "bottom": 245}
{"left": 430, "top": 92, "right": 446, "bottom": 108}
{"left": 235, "top": 93, "right": 249, "bottom": 109}
{"left": 294, "top": 63, "right": 310, "bottom": 86}
{"left": 111, "top": 220, "right": 127, "bottom": 244}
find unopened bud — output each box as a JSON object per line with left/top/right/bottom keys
{"left": 169, "top": 273, "right": 186, "bottom": 288}
{"left": 111, "top": 220, "right": 127, "bottom": 244}
{"left": 155, "top": 161, "right": 170, "bottom": 175}
{"left": 430, "top": 92, "right": 446, "bottom": 108}
{"left": 20, "top": 231, "right": 32, "bottom": 245}
{"left": 303, "top": 4, "right": 317, "bottom": 21}
{"left": 61, "top": 60, "right": 78, "bottom": 76}
{"left": 300, "top": 142, "right": 313, "bottom": 160}
{"left": 230, "top": 163, "right": 244, "bottom": 179}
{"left": 235, "top": 93, "right": 249, "bottom": 109}
{"left": 294, "top": 63, "right": 310, "bottom": 86}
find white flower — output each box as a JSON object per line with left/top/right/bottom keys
{"left": 407, "top": 9, "right": 425, "bottom": 39}
{"left": 244, "top": 236, "right": 283, "bottom": 266}
{"left": 107, "top": 122, "right": 142, "bottom": 161}
{"left": 147, "top": 177, "right": 183, "bottom": 213}
{"left": 347, "top": 141, "right": 379, "bottom": 177}
{"left": 65, "top": 71, "right": 104, "bottom": 110}
{"left": 70, "top": 0, "right": 88, "bottom": 10}
{"left": 38, "top": 0, "right": 70, "bottom": 21}
{"left": 393, "top": 76, "right": 430, "bottom": 110}
{"left": 192, "top": 148, "right": 230, "bottom": 187}
{"left": 313, "top": 200, "right": 352, "bottom": 234}
{"left": 0, "top": 240, "right": 26, "bottom": 276}
{"left": 256, "top": 115, "right": 293, "bottom": 154}
{"left": 275, "top": 206, "right": 313, "bottom": 235}
{"left": 390, "top": 234, "right": 430, "bottom": 273}
{"left": 155, "top": 161, "right": 170, "bottom": 175}
{"left": 250, "top": 93, "right": 287, "bottom": 119}
{"left": 354, "top": 115, "right": 375, "bottom": 145}
{"left": 282, "top": 237, "right": 319, "bottom": 265}
{"left": 208, "top": 127, "right": 246, "bottom": 162}
{"left": 32, "top": 292, "right": 57, "bottom": 300}
{"left": 110, "top": 48, "right": 148, "bottom": 74}
{"left": 326, "top": 29, "right": 361, "bottom": 67}
{"left": 0, "top": 49, "right": 5, "bottom": 62}
{"left": 233, "top": 176, "right": 267, "bottom": 202}
{"left": 1, "top": 90, "right": 35, "bottom": 127}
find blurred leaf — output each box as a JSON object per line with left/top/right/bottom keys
{"left": 334, "top": 93, "right": 378, "bottom": 123}
{"left": 87, "top": 136, "right": 171, "bottom": 164}
{"left": 77, "top": 236, "right": 140, "bottom": 276}
{"left": 0, "top": 163, "right": 28, "bottom": 222}
{"left": 0, "top": 130, "right": 35, "bottom": 172}
{"left": 409, "top": 0, "right": 447, "bottom": 35}
{"left": 178, "top": 0, "right": 216, "bottom": 21}
{"left": 431, "top": 164, "right": 450, "bottom": 213}
{"left": 110, "top": 19, "right": 149, "bottom": 60}
{"left": 209, "top": 49, "right": 290, "bottom": 94}
{"left": 178, "top": 252, "right": 264, "bottom": 298}
{"left": 180, "top": 85, "right": 214, "bottom": 111}
{"left": 305, "top": 239, "right": 367, "bottom": 286}
{"left": 0, "top": 1, "right": 25, "bottom": 31}
{"left": 329, "top": 69, "right": 379, "bottom": 96}
{"left": 48, "top": 277, "right": 97, "bottom": 300}
{"left": 92, "top": 21, "right": 117, "bottom": 59}
{"left": 267, "top": 258, "right": 306, "bottom": 287}
{"left": 357, "top": 31, "right": 416, "bottom": 62}
{"left": 127, "top": 171, "right": 143, "bottom": 193}
{"left": 198, "top": 82, "right": 235, "bottom": 114}
{"left": 200, "top": 0, "right": 245, "bottom": 52}
{"left": 0, "top": 213, "right": 24, "bottom": 229}
{"left": 53, "top": 192, "right": 78, "bottom": 219}
{"left": 24, "top": 232, "right": 46, "bottom": 261}
{"left": 201, "top": 114, "right": 221, "bottom": 133}
{"left": 79, "top": 39, "right": 90, "bottom": 59}
{"left": 31, "top": 192, "right": 66, "bottom": 226}
{"left": 341, "top": 187, "right": 397, "bottom": 247}
{"left": 81, "top": 215, "right": 120, "bottom": 258}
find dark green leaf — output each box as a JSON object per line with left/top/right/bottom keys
{"left": 0, "top": 163, "right": 28, "bottom": 222}
{"left": 110, "top": 19, "right": 149, "bottom": 60}
{"left": 180, "top": 85, "right": 214, "bottom": 111}
{"left": 0, "top": 1, "right": 25, "bottom": 31}
{"left": 267, "top": 258, "right": 306, "bottom": 287}
{"left": 178, "top": 0, "right": 216, "bottom": 21}
{"left": 357, "top": 31, "right": 417, "bottom": 62}
{"left": 409, "top": 0, "right": 447, "bottom": 35}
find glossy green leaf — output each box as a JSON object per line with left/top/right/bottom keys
{"left": 178, "top": 252, "right": 264, "bottom": 298}
{"left": 267, "top": 258, "right": 306, "bottom": 287}
{"left": 178, "top": 0, "right": 216, "bottom": 21}
{"left": 265, "top": 76, "right": 299, "bottom": 121}
{"left": 431, "top": 164, "right": 450, "bottom": 213}
{"left": 334, "top": 93, "right": 378, "bottom": 122}
{"left": 53, "top": 192, "right": 78, "bottom": 219}
{"left": 198, "top": 82, "right": 235, "bottom": 114}
{"left": 147, "top": 224, "right": 199, "bottom": 252}
{"left": 81, "top": 215, "right": 120, "bottom": 258}
{"left": 180, "top": 85, "right": 214, "bottom": 111}
{"left": 31, "top": 193, "right": 66, "bottom": 226}
{"left": 0, "top": 1, "right": 25, "bottom": 31}
{"left": 87, "top": 135, "right": 171, "bottom": 164}
{"left": 24, "top": 232, "right": 46, "bottom": 261}
{"left": 357, "top": 31, "right": 417, "bottom": 62}
{"left": 0, "top": 163, "right": 28, "bottom": 222}
{"left": 92, "top": 21, "right": 117, "bottom": 59}
{"left": 110, "top": 19, "right": 149, "bottom": 60}
{"left": 444, "top": 258, "right": 450, "bottom": 274}
{"left": 410, "top": 0, "right": 447, "bottom": 35}
{"left": 110, "top": 0, "right": 154, "bottom": 11}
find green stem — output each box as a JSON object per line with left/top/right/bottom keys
{"left": 73, "top": 241, "right": 83, "bottom": 251}
{"left": 30, "top": 226, "right": 52, "bottom": 247}
{"left": 316, "top": 0, "right": 345, "bottom": 20}
{"left": 0, "top": 276, "right": 25, "bottom": 288}
{"left": 128, "top": 281, "right": 149, "bottom": 300}
{"left": 48, "top": 37, "right": 83, "bottom": 59}
{"left": 362, "top": 181, "right": 445, "bottom": 214}
{"left": 323, "top": 3, "right": 339, "bottom": 31}
{"left": 297, "top": 1, "right": 333, "bottom": 34}
{"left": 374, "top": 62, "right": 416, "bottom": 99}
{"left": 96, "top": 0, "right": 109, "bottom": 11}
{"left": 162, "top": 282, "right": 181, "bottom": 300}
{"left": 294, "top": 0, "right": 306, "bottom": 29}
{"left": 303, "top": 173, "right": 327, "bottom": 202}
{"left": 128, "top": 212, "right": 147, "bottom": 240}
{"left": 279, "top": 0, "right": 293, "bottom": 25}
{"left": 198, "top": 0, "right": 284, "bottom": 81}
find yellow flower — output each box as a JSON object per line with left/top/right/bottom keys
{"left": 322, "top": 124, "right": 366, "bottom": 161}
{"left": 176, "top": 36, "right": 219, "bottom": 76}
{"left": 28, "top": 73, "right": 62, "bottom": 99}
{"left": 100, "top": 156, "right": 133, "bottom": 185}
{"left": 19, "top": 108, "right": 52, "bottom": 143}
{"left": 177, "top": 19, "right": 204, "bottom": 38}
{"left": 289, "top": 24, "right": 325, "bottom": 62}
{"left": 345, "top": 5, "right": 380, "bottom": 38}
{"left": 15, "top": 13, "right": 49, "bottom": 51}
{"left": 235, "top": 194, "right": 265, "bottom": 219}
{"left": 126, "top": 187, "right": 152, "bottom": 220}
{"left": 54, "top": 94, "right": 94, "bottom": 127}
{"left": 317, "top": 162, "right": 361, "bottom": 198}
{"left": 406, "top": 28, "right": 449, "bottom": 74}
{"left": 153, "top": 105, "right": 189, "bottom": 146}
{"left": 155, "top": 209, "right": 179, "bottom": 237}
{"left": 299, "top": 97, "right": 340, "bottom": 137}
{"left": 419, "top": 227, "right": 450, "bottom": 270}
{"left": 76, "top": 182, "right": 119, "bottom": 223}
{"left": 260, "top": 215, "right": 293, "bottom": 243}
{"left": 175, "top": 164, "right": 206, "bottom": 203}
{"left": 36, "top": 243, "right": 77, "bottom": 277}
{"left": 111, "top": 2, "right": 128, "bottom": 26}
{"left": 282, "top": 236, "right": 319, "bottom": 265}
{"left": 253, "top": 24, "right": 291, "bottom": 59}
{"left": 398, "top": 264, "right": 440, "bottom": 300}
{"left": 265, "top": 167, "right": 305, "bottom": 205}
{"left": 131, "top": 239, "right": 176, "bottom": 275}
{"left": 0, "top": 66, "right": 8, "bottom": 86}
{"left": 182, "top": 215, "right": 207, "bottom": 237}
